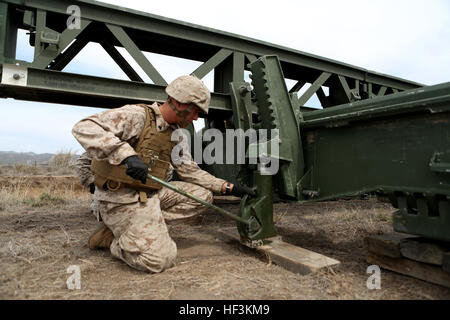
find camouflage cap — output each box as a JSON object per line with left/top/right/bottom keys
{"left": 165, "top": 75, "right": 210, "bottom": 114}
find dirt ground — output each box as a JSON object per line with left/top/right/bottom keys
{"left": 1, "top": 176, "right": 449, "bottom": 300}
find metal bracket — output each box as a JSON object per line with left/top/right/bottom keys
{"left": 40, "top": 30, "right": 60, "bottom": 45}
{"left": 237, "top": 173, "right": 277, "bottom": 241}
{"left": 429, "top": 152, "right": 450, "bottom": 174}
{"left": 249, "top": 55, "right": 305, "bottom": 198}
{"left": 1, "top": 64, "right": 28, "bottom": 86}
{"left": 351, "top": 90, "right": 361, "bottom": 101}
{"left": 229, "top": 81, "right": 254, "bottom": 131}
{"left": 23, "top": 10, "right": 35, "bottom": 27}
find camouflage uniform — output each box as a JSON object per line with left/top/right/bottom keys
{"left": 75, "top": 152, "right": 100, "bottom": 221}
{"left": 74, "top": 152, "right": 95, "bottom": 188}
{"left": 72, "top": 103, "right": 226, "bottom": 273}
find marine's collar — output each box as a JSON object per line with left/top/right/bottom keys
{"left": 149, "top": 102, "right": 179, "bottom": 132}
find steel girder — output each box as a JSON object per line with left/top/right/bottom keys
{"left": 0, "top": 64, "right": 231, "bottom": 115}
{"left": 0, "top": 0, "right": 422, "bottom": 113}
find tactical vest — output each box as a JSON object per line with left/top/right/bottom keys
{"left": 91, "top": 104, "right": 176, "bottom": 195}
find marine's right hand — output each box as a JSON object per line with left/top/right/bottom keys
{"left": 121, "top": 155, "right": 148, "bottom": 184}
{"left": 228, "top": 184, "right": 256, "bottom": 198}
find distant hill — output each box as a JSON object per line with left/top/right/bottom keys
{"left": 0, "top": 151, "right": 79, "bottom": 165}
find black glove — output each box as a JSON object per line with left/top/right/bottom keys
{"left": 89, "top": 182, "right": 95, "bottom": 194}
{"left": 121, "top": 155, "right": 148, "bottom": 184}
{"left": 229, "top": 184, "right": 256, "bottom": 198}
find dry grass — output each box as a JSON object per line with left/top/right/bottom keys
{"left": 0, "top": 176, "right": 90, "bottom": 210}
{"left": 1, "top": 178, "right": 449, "bottom": 300}
{"left": 1, "top": 164, "right": 77, "bottom": 176}
{"left": 11, "top": 163, "right": 39, "bottom": 175}
{"left": 1, "top": 150, "right": 78, "bottom": 177}
{"left": 49, "top": 150, "right": 76, "bottom": 169}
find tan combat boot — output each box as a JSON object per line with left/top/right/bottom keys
{"left": 88, "top": 222, "right": 114, "bottom": 250}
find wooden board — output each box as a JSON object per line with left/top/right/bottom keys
{"left": 364, "top": 233, "right": 418, "bottom": 258}
{"left": 443, "top": 253, "right": 450, "bottom": 273}
{"left": 367, "top": 252, "right": 450, "bottom": 289}
{"left": 400, "top": 238, "right": 449, "bottom": 266}
{"left": 217, "top": 227, "right": 340, "bottom": 275}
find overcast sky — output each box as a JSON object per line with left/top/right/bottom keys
{"left": 1, "top": 0, "right": 449, "bottom": 154}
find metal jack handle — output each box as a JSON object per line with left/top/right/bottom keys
{"left": 147, "top": 173, "right": 261, "bottom": 232}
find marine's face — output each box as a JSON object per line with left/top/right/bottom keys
{"left": 173, "top": 102, "right": 201, "bottom": 127}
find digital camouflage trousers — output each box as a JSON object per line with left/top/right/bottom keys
{"left": 97, "top": 181, "right": 213, "bottom": 273}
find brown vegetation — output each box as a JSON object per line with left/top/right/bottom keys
{"left": 1, "top": 176, "right": 449, "bottom": 300}
{"left": 49, "top": 150, "right": 77, "bottom": 169}
{"left": 0, "top": 150, "right": 77, "bottom": 177}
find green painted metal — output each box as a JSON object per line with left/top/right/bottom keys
{"left": 249, "top": 55, "right": 304, "bottom": 199}
{"left": 106, "top": 24, "right": 167, "bottom": 85}
{"left": 32, "top": 13, "right": 91, "bottom": 69}
{"left": 393, "top": 195, "right": 450, "bottom": 242}
{"left": 99, "top": 40, "right": 143, "bottom": 82}
{"left": 299, "top": 108, "right": 450, "bottom": 201}
{"left": 0, "top": 0, "right": 422, "bottom": 110}
{"left": 16, "top": 0, "right": 420, "bottom": 88}
{"left": 0, "top": 64, "right": 231, "bottom": 113}
{"left": 51, "top": 32, "right": 91, "bottom": 71}
{"left": 209, "top": 56, "right": 307, "bottom": 240}
{"left": 191, "top": 49, "right": 233, "bottom": 80}
{"left": 0, "top": 2, "right": 8, "bottom": 64}
{"left": 297, "top": 72, "right": 331, "bottom": 106}
{"left": 237, "top": 173, "right": 277, "bottom": 242}
{"left": 297, "top": 83, "right": 450, "bottom": 242}
{"left": 229, "top": 82, "right": 253, "bottom": 131}
{"left": 0, "top": 1, "right": 18, "bottom": 65}
{"left": 301, "top": 82, "right": 450, "bottom": 128}
{"left": 232, "top": 56, "right": 449, "bottom": 242}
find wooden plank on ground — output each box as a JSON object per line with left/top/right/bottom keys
{"left": 443, "top": 253, "right": 450, "bottom": 273}
{"left": 364, "top": 233, "right": 418, "bottom": 258}
{"left": 367, "top": 252, "right": 450, "bottom": 289}
{"left": 400, "top": 238, "right": 449, "bottom": 266}
{"left": 217, "top": 227, "right": 340, "bottom": 275}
